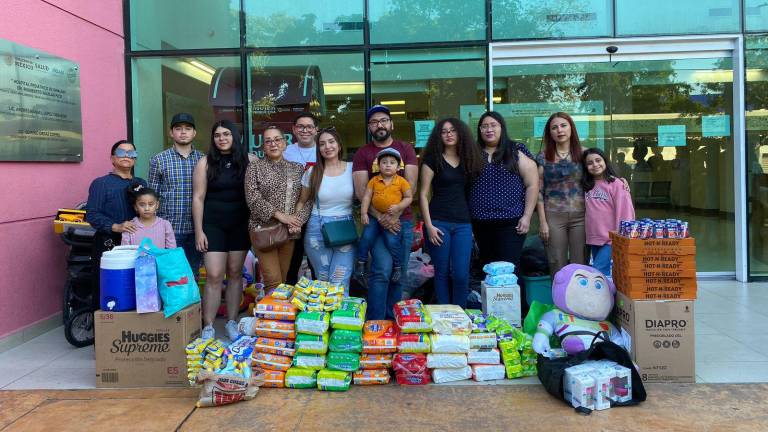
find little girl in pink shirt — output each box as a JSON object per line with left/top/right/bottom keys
{"left": 121, "top": 184, "right": 176, "bottom": 248}
{"left": 581, "top": 148, "right": 635, "bottom": 276}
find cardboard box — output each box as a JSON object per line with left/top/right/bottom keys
{"left": 610, "top": 232, "right": 696, "bottom": 256}
{"left": 95, "top": 303, "right": 201, "bottom": 388}
{"left": 481, "top": 281, "right": 521, "bottom": 327}
{"left": 613, "top": 292, "right": 695, "bottom": 383}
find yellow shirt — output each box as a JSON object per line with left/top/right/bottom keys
{"left": 368, "top": 174, "right": 410, "bottom": 214}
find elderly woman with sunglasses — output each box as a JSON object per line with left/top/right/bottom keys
{"left": 85, "top": 140, "right": 147, "bottom": 309}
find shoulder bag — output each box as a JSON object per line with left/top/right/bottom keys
{"left": 315, "top": 189, "right": 358, "bottom": 248}
{"left": 249, "top": 164, "right": 292, "bottom": 251}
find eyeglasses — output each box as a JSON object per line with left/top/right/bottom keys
{"left": 114, "top": 149, "right": 138, "bottom": 159}
{"left": 264, "top": 137, "right": 285, "bottom": 146}
{"left": 368, "top": 118, "right": 391, "bottom": 127}
{"left": 294, "top": 124, "right": 316, "bottom": 132}
{"left": 441, "top": 129, "right": 457, "bottom": 136}
{"left": 479, "top": 123, "right": 500, "bottom": 131}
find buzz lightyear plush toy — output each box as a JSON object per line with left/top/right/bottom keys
{"left": 532, "top": 264, "right": 623, "bottom": 355}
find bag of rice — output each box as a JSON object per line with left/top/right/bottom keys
{"left": 329, "top": 329, "right": 363, "bottom": 353}
{"left": 469, "top": 332, "right": 498, "bottom": 349}
{"left": 326, "top": 351, "right": 360, "bottom": 372}
{"left": 430, "top": 334, "right": 470, "bottom": 354}
{"left": 432, "top": 366, "right": 472, "bottom": 384}
{"left": 195, "top": 368, "right": 265, "bottom": 407}
{"left": 255, "top": 297, "right": 297, "bottom": 321}
{"left": 317, "top": 369, "right": 351, "bottom": 391}
{"left": 467, "top": 348, "right": 501, "bottom": 365}
{"left": 424, "top": 304, "right": 472, "bottom": 336}
{"left": 393, "top": 299, "right": 432, "bottom": 333}
{"left": 397, "top": 333, "right": 431, "bottom": 353}
{"left": 253, "top": 337, "right": 296, "bottom": 357}
{"left": 362, "top": 320, "right": 398, "bottom": 354}
{"left": 330, "top": 297, "right": 367, "bottom": 331}
{"left": 252, "top": 352, "right": 292, "bottom": 372}
{"left": 353, "top": 369, "right": 390, "bottom": 385}
{"left": 472, "top": 364, "right": 506, "bottom": 382}
{"left": 262, "top": 369, "right": 286, "bottom": 388}
{"left": 359, "top": 353, "right": 393, "bottom": 369}
{"left": 284, "top": 367, "right": 317, "bottom": 389}
{"left": 295, "top": 311, "right": 330, "bottom": 336}
{"left": 250, "top": 319, "right": 295, "bottom": 339}
{"left": 295, "top": 332, "right": 329, "bottom": 355}
{"left": 291, "top": 353, "right": 326, "bottom": 370}
{"left": 426, "top": 353, "right": 468, "bottom": 369}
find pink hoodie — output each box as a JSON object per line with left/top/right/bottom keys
{"left": 585, "top": 178, "right": 635, "bottom": 246}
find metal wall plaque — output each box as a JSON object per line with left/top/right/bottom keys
{"left": 0, "top": 39, "right": 82, "bottom": 162}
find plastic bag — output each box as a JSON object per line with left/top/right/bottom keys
{"left": 484, "top": 273, "right": 519, "bottom": 286}
{"left": 262, "top": 369, "right": 285, "bottom": 388}
{"left": 482, "top": 261, "right": 515, "bottom": 276}
{"left": 424, "top": 304, "right": 472, "bottom": 335}
{"left": 134, "top": 250, "right": 161, "bottom": 313}
{"left": 467, "top": 348, "right": 501, "bottom": 365}
{"left": 295, "top": 311, "right": 330, "bottom": 336}
{"left": 255, "top": 297, "right": 298, "bottom": 321}
{"left": 472, "top": 364, "right": 506, "bottom": 382}
{"left": 285, "top": 367, "right": 317, "bottom": 389}
{"left": 397, "top": 333, "right": 431, "bottom": 353}
{"left": 406, "top": 249, "right": 434, "bottom": 292}
{"left": 359, "top": 353, "right": 393, "bottom": 370}
{"left": 430, "top": 334, "right": 470, "bottom": 354}
{"left": 523, "top": 301, "right": 556, "bottom": 337}
{"left": 469, "top": 332, "right": 498, "bottom": 349}
{"left": 195, "top": 368, "right": 264, "bottom": 407}
{"left": 326, "top": 351, "right": 360, "bottom": 372}
{"left": 330, "top": 297, "right": 367, "bottom": 331}
{"left": 295, "top": 332, "right": 329, "bottom": 355}
{"left": 426, "top": 353, "right": 468, "bottom": 369}
{"left": 329, "top": 329, "right": 363, "bottom": 353}
{"left": 253, "top": 337, "right": 295, "bottom": 357}
{"left": 362, "top": 320, "right": 398, "bottom": 354}
{"left": 251, "top": 352, "right": 292, "bottom": 372}
{"left": 464, "top": 309, "right": 489, "bottom": 333}
{"left": 244, "top": 318, "right": 295, "bottom": 339}
{"left": 292, "top": 353, "right": 326, "bottom": 370}
{"left": 394, "top": 299, "right": 432, "bottom": 333}
{"left": 392, "top": 353, "right": 428, "bottom": 374}
{"left": 432, "top": 366, "right": 472, "bottom": 384}
{"left": 395, "top": 369, "right": 431, "bottom": 385}
{"left": 353, "top": 369, "right": 390, "bottom": 385}
{"left": 139, "top": 238, "right": 200, "bottom": 318}
{"left": 317, "top": 369, "right": 351, "bottom": 391}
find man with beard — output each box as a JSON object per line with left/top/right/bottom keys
{"left": 352, "top": 105, "right": 418, "bottom": 320}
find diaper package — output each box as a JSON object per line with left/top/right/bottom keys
{"left": 253, "top": 337, "right": 296, "bottom": 357}
{"left": 262, "top": 369, "right": 286, "bottom": 388}
{"left": 295, "top": 311, "right": 330, "bottom": 336}
{"left": 326, "top": 351, "right": 361, "bottom": 372}
{"left": 394, "top": 299, "right": 432, "bottom": 333}
{"left": 330, "top": 297, "right": 367, "bottom": 331}
{"left": 362, "top": 320, "right": 398, "bottom": 354}
{"left": 353, "top": 369, "right": 391, "bottom": 385}
{"left": 295, "top": 332, "right": 329, "bottom": 355}
{"left": 251, "top": 352, "right": 292, "bottom": 372}
{"left": 317, "top": 369, "right": 351, "bottom": 391}
{"left": 255, "top": 297, "right": 298, "bottom": 321}
{"left": 284, "top": 367, "right": 317, "bottom": 389}
{"left": 432, "top": 366, "right": 472, "bottom": 384}
{"left": 271, "top": 283, "right": 293, "bottom": 300}
{"left": 469, "top": 332, "right": 497, "bottom": 349}
{"left": 467, "top": 348, "right": 501, "bottom": 365}
{"left": 359, "top": 353, "right": 393, "bottom": 370}
{"left": 397, "top": 333, "right": 431, "bottom": 353}
{"left": 430, "top": 334, "right": 470, "bottom": 354}
{"left": 424, "top": 304, "right": 472, "bottom": 335}
{"left": 291, "top": 353, "right": 326, "bottom": 370}
{"left": 246, "top": 318, "right": 295, "bottom": 339}
{"left": 426, "top": 353, "right": 468, "bottom": 369}
{"left": 472, "top": 364, "right": 506, "bottom": 382}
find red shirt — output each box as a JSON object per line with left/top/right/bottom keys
{"left": 352, "top": 140, "right": 418, "bottom": 220}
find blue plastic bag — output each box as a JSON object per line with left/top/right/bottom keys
{"left": 483, "top": 261, "right": 516, "bottom": 276}
{"left": 135, "top": 250, "right": 162, "bottom": 313}
{"left": 139, "top": 238, "right": 200, "bottom": 317}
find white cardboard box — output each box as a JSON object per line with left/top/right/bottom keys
{"left": 481, "top": 281, "right": 521, "bottom": 327}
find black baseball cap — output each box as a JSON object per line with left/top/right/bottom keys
{"left": 170, "top": 113, "right": 196, "bottom": 129}
{"left": 367, "top": 105, "right": 390, "bottom": 121}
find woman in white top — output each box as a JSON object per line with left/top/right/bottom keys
{"left": 296, "top": 127, "right": 356, "bottom": 293}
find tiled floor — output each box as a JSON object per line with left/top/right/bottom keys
{"left": 1, "top": 279, "right": 766, "bottom": 389}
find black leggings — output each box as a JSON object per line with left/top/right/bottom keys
{"left": 472, "top": 218, "right": 527, "bottom": 307}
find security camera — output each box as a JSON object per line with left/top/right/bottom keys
{"left": 606, "top": 46, "right": 618, "bottom": 54}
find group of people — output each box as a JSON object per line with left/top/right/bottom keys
{"left": 85, "top": 106, "right": 635, "bottom": 341}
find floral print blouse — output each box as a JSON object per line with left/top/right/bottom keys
{"left": 535, "top": 152, "right": 585, "bottom": 213}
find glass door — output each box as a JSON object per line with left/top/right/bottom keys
{"left": 490, "top": 36, "right": 746, "bottom": 277}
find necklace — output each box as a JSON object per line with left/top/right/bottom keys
{"left": 556, "top": 149, "right": 570, "bottom": 160}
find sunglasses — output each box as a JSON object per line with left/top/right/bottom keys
{"left": 114, "top": 149, "right": 138, "bottom": 159}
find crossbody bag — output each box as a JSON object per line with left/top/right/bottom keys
{"left": 315, "top": 189, "right": 357, "bottom": 248}
{"left": 250, "top": 165, "right": 293, "bottom": 251}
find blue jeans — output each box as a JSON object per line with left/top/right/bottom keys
{"left": 428, "top": 221, "right": 473, "bottom": 308}
{"left": 304, "top": 214, "right": 356, "bottom": 295}
{"left": 357, "top": 217, "right": 403, "bottom": 267}
{"left": 366, "top": 218, "right": 413, "bottom": 320}
{"left": 176, "top": 233, "right": 202, "bottom": 278}
{"left": 590, "top": 244, "right": 613, "bottom": 277}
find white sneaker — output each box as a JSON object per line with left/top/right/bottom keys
{"left": 225, "top": 320, "right": 240, "bottom": 341}
{"left": 202, "top": 324, "right": 215, "bottom": 340}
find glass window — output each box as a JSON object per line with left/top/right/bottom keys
{"left": 129, "top": 0, "right": 240, "bottom": 51}
{"left": 370, "top": 48, "right": 486, "bottom": 147}
{"left": 746, "top": 1, "right": 768, "bottom": 31}
{"left": 369, "top": 0, "right": 486, "bottom": 44}
{"left": 246, "top": 52, "right": 365, "bottom": 156}
{"left": 615, "top": 0, "right": 740, "bottom": 36}
{"left": 131, "top": 56, "right": 242, "bottom": 178}
{"left": 244, "top": 1, "right": 364, "bottom": 47}
{"left": 746, "top": 36, "right": 768, "bottom": 276}
{"left": 492, "top": 0, "right": 613, "bottom": 40}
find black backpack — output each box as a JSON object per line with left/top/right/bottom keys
{"left": 537, "top": 335, "right": 647, "bottom": 415}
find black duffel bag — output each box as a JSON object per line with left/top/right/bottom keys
{"left": 537, "top": 334, "right": 647, "bottom": 415}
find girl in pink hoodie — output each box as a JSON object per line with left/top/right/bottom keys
{"left": 581, "top": 148, "right": 635, "bottom": 276}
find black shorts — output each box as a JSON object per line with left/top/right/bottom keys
{"left": 203, "top": 204, "right": 250, "bottom": 252}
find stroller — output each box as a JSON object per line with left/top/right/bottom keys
{"left": 58, "top": 208, "right": 97, "bottom": 347}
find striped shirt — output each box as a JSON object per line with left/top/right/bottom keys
{"left": 147, "top": 146, "right": 203, "bottom": 235}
